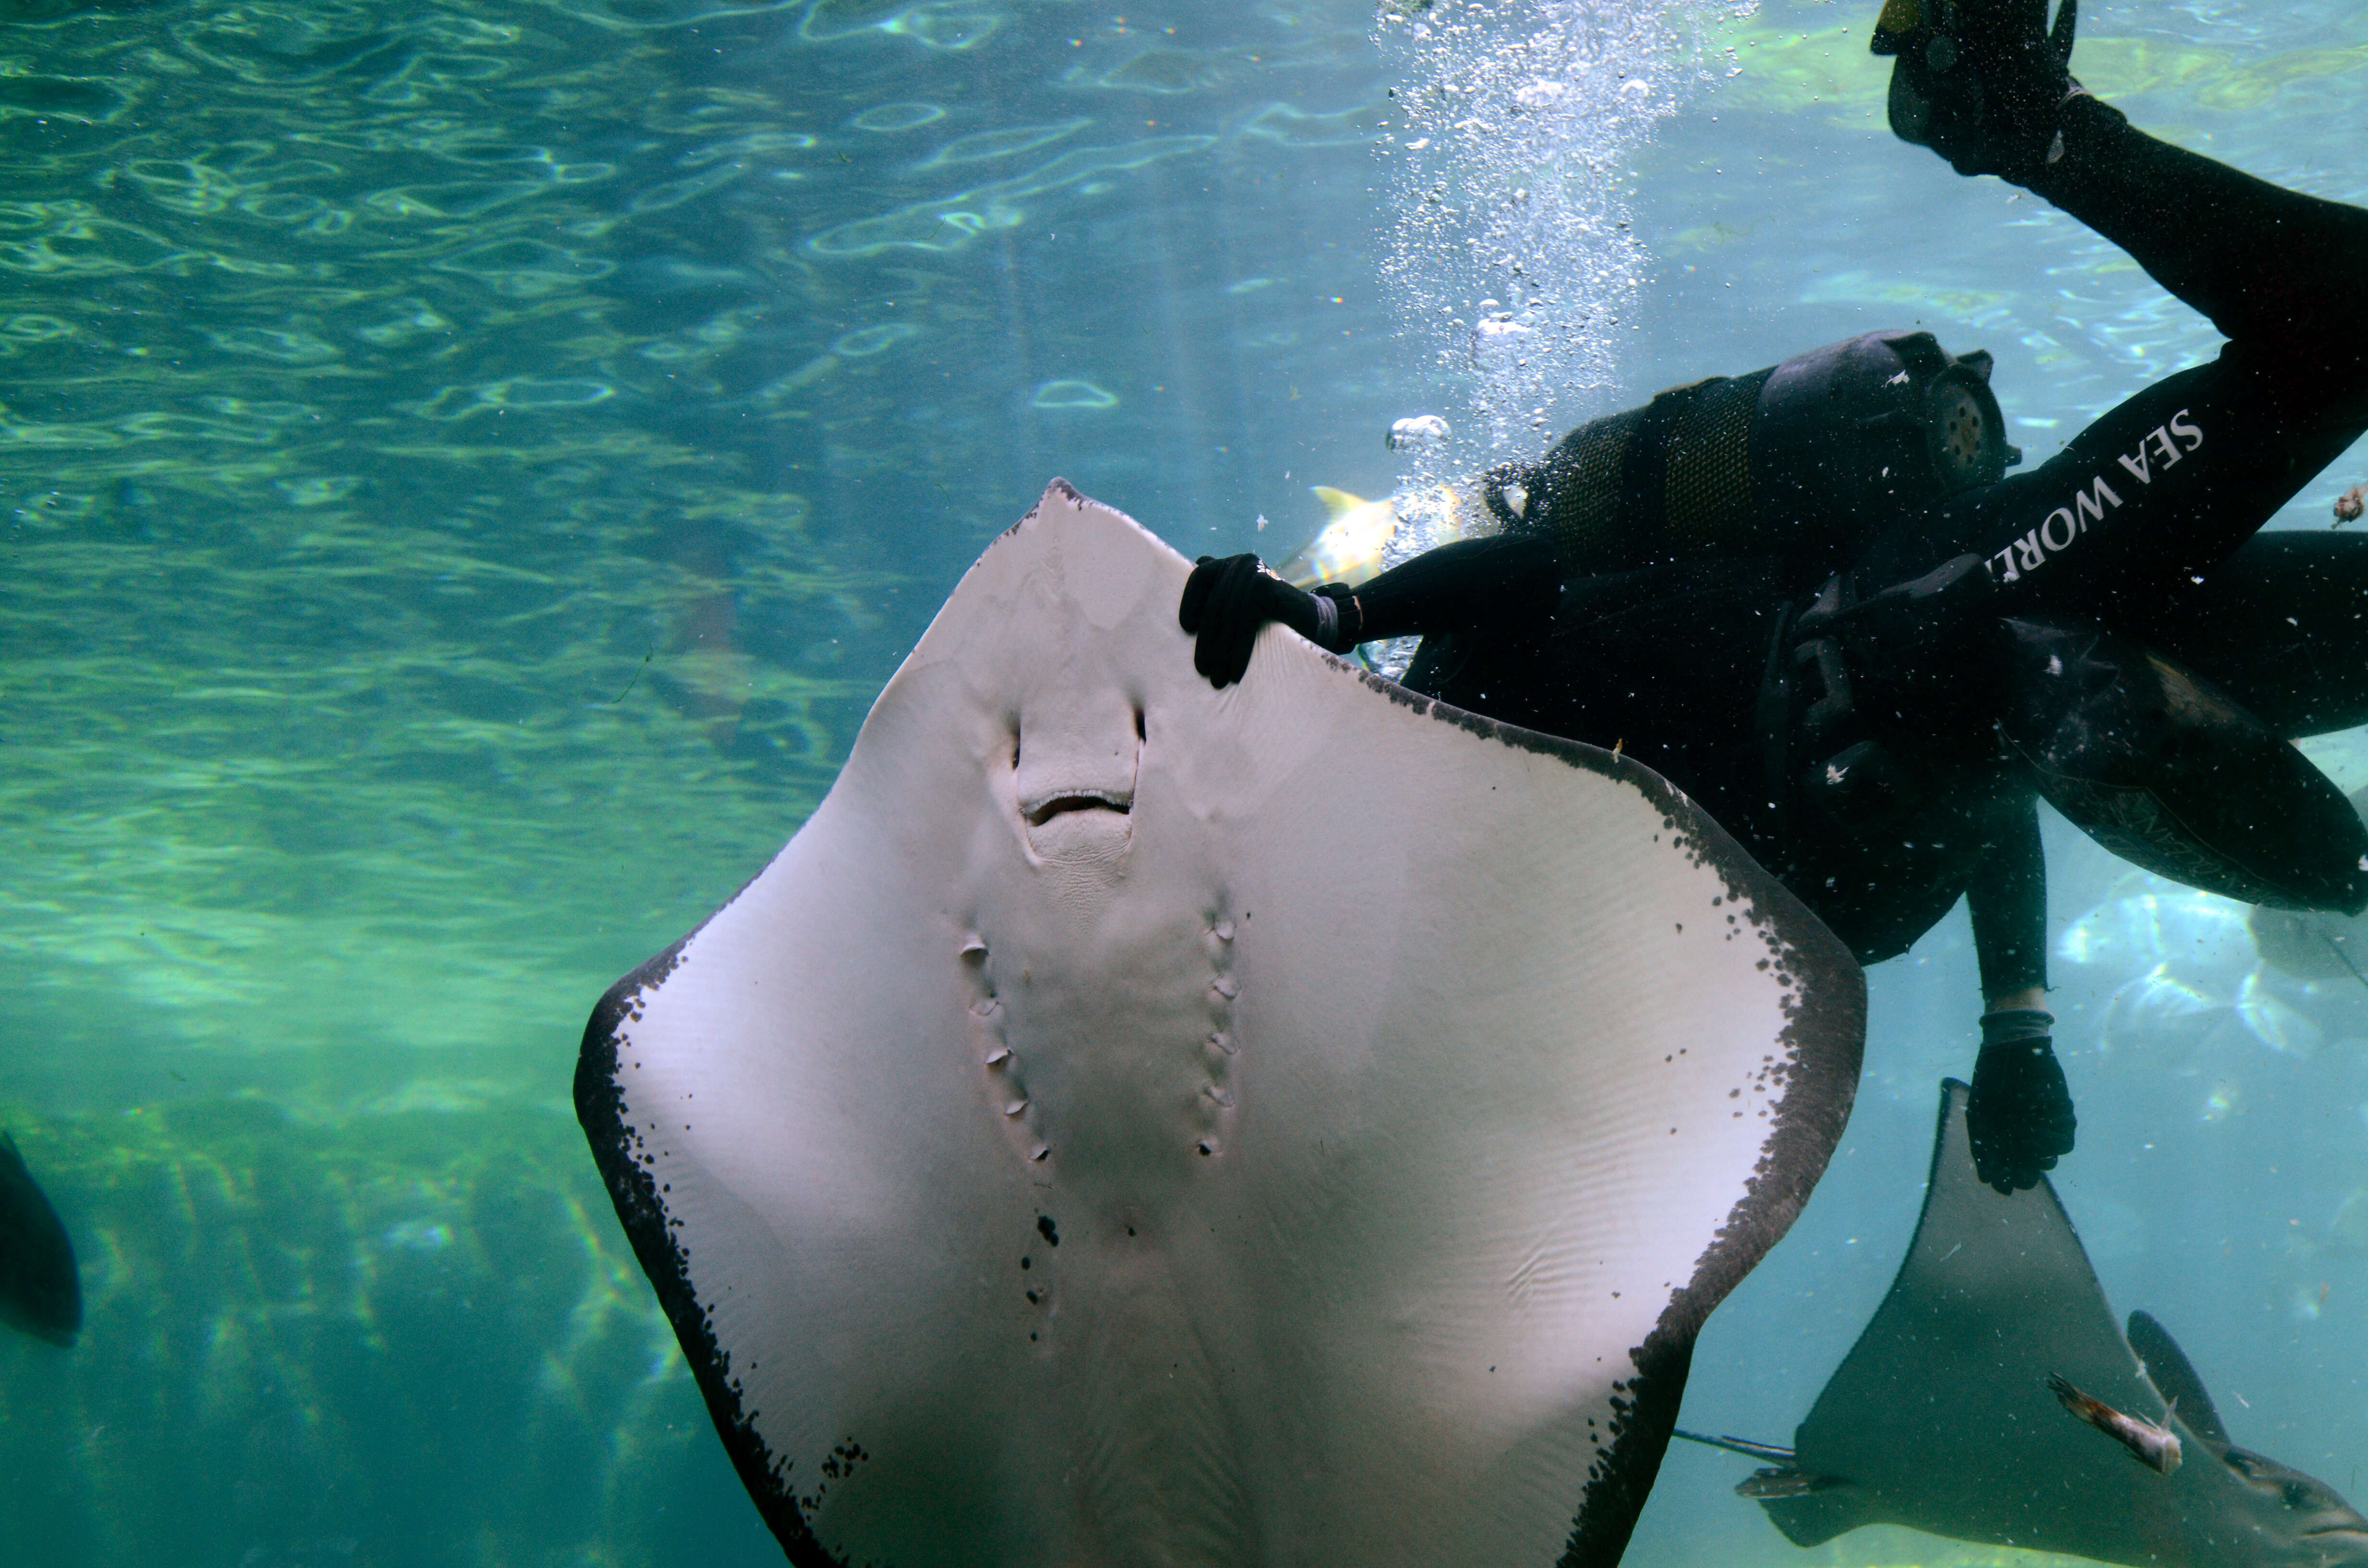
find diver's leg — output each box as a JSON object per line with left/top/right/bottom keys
{"left": 1850, "top": 0, "right": 2368, "bottom": 610}
{"left": 1833, "top": 386, "right": 2368, "bottom": 917}
{"left": 2031, "top": 100, "right": 2368, "bottom": 359}
{"left": 2136, "top": 532, "right": 2368, "bottom": 738}
{"left": 1880, "top": 0, "right": 2368, "bottom": 353}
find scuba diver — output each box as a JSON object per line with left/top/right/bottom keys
{"left": 1180, "top": 0, "right": 2368, "bottom": 1194}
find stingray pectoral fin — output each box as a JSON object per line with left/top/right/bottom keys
{"left": 1757, "top": 1477, "right": 1877, "bottom": 1546}
{"left": 1770, "top": 1080, "right": 2191, "bottom": 1561}
{"left": 2126, "top": 1311, "right": 2231, "bottom": 1448}
{"left": 578, "top": 479, "right": 1866, "bottom": 1568}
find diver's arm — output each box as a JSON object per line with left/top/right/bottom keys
{"left": 1333, "top": 533, "right": 1562, "bottom": 643}
{"left": 1962, "top": 797, "right": 2075, "bottom": 1194}
{"left": 1180, "top": 534, "right": 1560, "bottom": 687}
{"left": 1966, "top": 797, "right": 2047, "bottom": 1002}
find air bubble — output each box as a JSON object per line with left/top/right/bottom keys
{"left": 1379, "top": 0, "right": 1717, "bottom": 460}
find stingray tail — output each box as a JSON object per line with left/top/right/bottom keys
{"left": 1672, "top": 1429, "right": 1794, "bottom": 1465}
{"left": 1672, "top": 1430, "right": 1850, "bottom": 1505}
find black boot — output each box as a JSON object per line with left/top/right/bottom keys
{"left": 1873, "top": 0, "right": 2090, "bottom": 184}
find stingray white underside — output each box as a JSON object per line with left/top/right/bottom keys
{"left": 580, "top": 482, "right": 1863, "bottom": 1568}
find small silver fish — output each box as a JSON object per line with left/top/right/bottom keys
{"left": 2048, "top": 1374, "right": 2182, "bottom": 1474}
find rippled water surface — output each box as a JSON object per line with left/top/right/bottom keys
{"left": 5, "top": 0, "right": 2368, "bottom": 1563}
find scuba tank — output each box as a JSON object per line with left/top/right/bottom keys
{"left": 1485, "top": 329, "right": 2019, "bottom": 576}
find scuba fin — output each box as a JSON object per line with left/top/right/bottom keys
{"left": 1874, "top": 0, "right": 2088, "bottom": 184}
{"left": 1997, "top": 618, "right": 2368, "bottom": 913}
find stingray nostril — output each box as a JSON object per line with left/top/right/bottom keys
{"left": 1134, "top": 706, "right": 1146, "bottom": 742}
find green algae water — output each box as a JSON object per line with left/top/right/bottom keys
{"left": 4, "top": 0, "right": 2368, "bottom": 1563}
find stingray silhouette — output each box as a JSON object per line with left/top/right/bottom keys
{"left": 0, "top": 1130, "right": 79, "bottom": 1348}
{"left": 1683, "top": 1080, "right": 2368, "bottom": 1567}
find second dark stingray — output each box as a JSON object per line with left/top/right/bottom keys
{"left": 1682, "top": 1080, "right": 2368, "bottom": 1568}
{"left": 0, "top": 1130, "right": 80, "bottom": 1348}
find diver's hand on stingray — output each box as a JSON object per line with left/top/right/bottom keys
{"left": 1874, "top": 0, "right": 2084, "bottom": 184}
{"left": 1966, "top": 1021, "right": 2076, "bottom": 1193}
{"left": 1180, "top": 553, "right": 1327, "bottom": 686}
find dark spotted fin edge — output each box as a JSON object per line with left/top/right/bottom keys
{"left": 1361, "top": 674, "right": 1874, "bottom": 1568}
{"left": 574, "top": 936, "right": 851, "bottom": 1568}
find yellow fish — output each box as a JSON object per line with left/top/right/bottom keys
{"left": 1275, "top": 484, "right": 1461, "bottom": 590}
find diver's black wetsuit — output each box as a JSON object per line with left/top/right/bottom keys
{"left": 1321, "top": 91, "right": 2368, "bottom": 979}
{"left": 1181, "top": 9, "right": 2368, "bottom": 1190}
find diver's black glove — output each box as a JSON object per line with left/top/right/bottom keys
{"left": 1873, "top": 0, "right": 2087, "bottom": 185}
{"left": 1179, "top": 554, "right": 1347, "bottom": 687}
{"left": 1966, "top": 1008, "right": 2075, "bottom": 1194}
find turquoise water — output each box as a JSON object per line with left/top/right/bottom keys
{"left": 3, "top": 0, "right": 2367, "bottom": 1562}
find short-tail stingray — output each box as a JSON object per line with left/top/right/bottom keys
{"left": 1684, "top": 1080, "right": 2368, "bottom": 1567}
{"left": 0, "top": 1129, "right": 80, "bottom": 1347}
{"left": 577, "top": 480, "right": 1866, "bottom": 1567}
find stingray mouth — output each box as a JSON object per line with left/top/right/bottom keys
{"left": 1017, "top": 781, "right": 1137, "bottom": 863}
{"left": 1021, "top": 788, "right": 1133, "bottom": 826}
